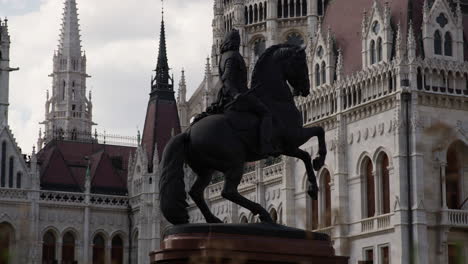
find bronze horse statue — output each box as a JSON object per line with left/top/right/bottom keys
{"left": 160, "top": 44, "right": 327, "bottom": 225}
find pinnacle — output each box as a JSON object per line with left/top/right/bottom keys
{"left": 58, "top": 0, "right": 83, "bottom": 58}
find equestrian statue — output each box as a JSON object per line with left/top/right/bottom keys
{"left": 160, "top": 29, "right": 327, "bottom": 225}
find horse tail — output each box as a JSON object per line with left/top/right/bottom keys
{"left": 159, "top": 132, "right": 189, "bottom": 225}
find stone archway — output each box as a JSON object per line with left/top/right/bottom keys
{"left": 0, "top": 222, "right": 15, "bottom": 264}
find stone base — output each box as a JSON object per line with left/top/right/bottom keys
{"left": 150, "top": 223, "right": 348, "bottom": 264}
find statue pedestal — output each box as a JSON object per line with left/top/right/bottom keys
{"left": 150, "top": 223, "right": 348, "bottom": 264}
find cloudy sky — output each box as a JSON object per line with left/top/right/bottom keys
{"left": 0, "top": 0, "right": 212, "bottom": 154}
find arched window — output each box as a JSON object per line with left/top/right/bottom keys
{"left": 377, "top": 37, "right": 382, "bottom": 62}
{"left": 259, "top": 3, "right": 264, "bottom": 21}
{"left": 1, "top": 141, "right": 6, "bottom": 187}
{"left": 296, "top": 0, "right": 301, "bottom": 17}
{"left": 278, "top": 0, "right": 283, "bottom": 18}
{"left": 16, "top": 172, "right": 21, "bottom": 189}
{"left": 254, "top": 4, "right": 258, "bottom": 22}
{"left": 249, "top": 6, "right": 253, "bottom": 24}
{"left": 244, "top": 7, "right": 248, "bottom": 24}
{"left": 71, "top": 129, "right": 78, "bottom": 141}
{"left": 444, "top": 32, "right": 453, "bottom": 56}
{"left": 62, "top": 232, "right": 75, "bottom": 264}
{"left": 446, "top": 144, "right": 461, "bottom": 209}
{"left": 370, "top": 40, "right": 376, "bottom": 64}
{"left": 434, "top": 30, "right": 442, "bottom": 55}
{"left": 380, "top": 154, "right": 390, "bottom": 214}
{"left": 62, "top": 81, "right": 66, "bottom": 101}
{"left": 0, "top": 51, "right": 2, "bottom": 60}
{"left": 111, "top": 236, "right": 124, "bottom": 264}
{"left": 270, "top": 208, "right": 278, "bottom": 223}
{"left": 8, "top": 157, "right": 13, "bottom": 188}
{"left": 240, "top": 216, "right": 248, "bottom": 223}
{"left": 322, "top": 170, "right": 332, "bottom": 227}
{"left": 92, "top": 234, "right": 105, "bottom": 264}
{"left": 321, "top": 62, "right": 326, "bottom": 85}
{"left": 264, "top": 2, "right": 267, "bottom": 20}
{"left": 315, "top": 64, "right": 321, "bottom": 86}
{"left": 318, "top": 0, "right": 323, "bottom": 16}
{"left": 302, "top": 0, "right": 307, "bottom": 16}
{"left": 284, "top": 0, "right": 289, "bottom": 18}
{"left": 417, "top": 68, "right": 423, "bottom": 90}
{"left": 0, "top": 222, "right": 14, "bottom": 264}
{"left": 364, "top": 158, "right": 375, "bottom": 218}
{"left": 132, "top": 231, "right": 139, "bottom": 264}
{"left": 42, "top": 231, "right": 56, "bottom": 264}
{"left": 289, "top": 0, "right": 295, "bottom": 17}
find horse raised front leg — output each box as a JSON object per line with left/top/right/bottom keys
{"left": 189, "top": 168, "right": 222, "bottom": 223}
{"left": 222, "top": 166, "right": 273, "bottom": 223}
{"left": 284, "top": 148, "right": 318, "bottom": 200}
{"left": 296, "top": 126, "right": 327, "bottom": 171}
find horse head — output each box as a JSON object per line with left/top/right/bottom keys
{"left": 277, "top": 45, "right": 310, "bottom": 97}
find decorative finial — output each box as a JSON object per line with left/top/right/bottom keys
{"left": 161, "top": 0, "right": 165, "bottom": 19}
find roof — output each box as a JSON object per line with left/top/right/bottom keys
{"left": 37, "top": 140, "right": 135, "bottom": 195}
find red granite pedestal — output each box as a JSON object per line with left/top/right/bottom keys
{"left": 150, "top": 224, "right": 348, "bottom": 264}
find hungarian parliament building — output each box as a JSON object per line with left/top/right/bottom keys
{"left": 1, "top": 0, "right": 468, "bottom": 263}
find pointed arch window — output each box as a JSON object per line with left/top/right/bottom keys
{"left": 318, "top": 0, "right": 323, "bottom": 16}
{"left": 270, "top": 208, "right": 279, "bottom": 223}
{"left": 377, "top": 37, "right": 382, "bottom": 62}
{"left": 278, "top": 0, "right": 283, "bottom": 18}
{"left": 259, "top": 3, "right": 264, "bottom": 21}
{"left": 244, "top": 7, "right": 248, "bottom": 24}
{"left": 364, "top": 158, "right": 375, "bottom": 218}
{"left": 284, "top": 0, "right": 289, "bottom": 18}
{"left": 264, "top": 2, "right": 267, "bottom": 20}
{"left": 62, "top": 81, "right": 66, "bottom": 101}
{"left": 249, "top": 6, "right": 253, "bottom": 24}
{"left": 315, "top": 64, "right": 321, "bottom": 86}
{"left": 434, "top": 30, "right": 442, "bottom": 55}
{"left": 93, "top": 234, "right": 105, "bottom": 264}
{"left": 446, "top": 144, "right": 461, "bottom": 209}
{"left": 302, "top": 0, "right": 307, "bottom": 16}
{"left": 311, "top": 194, "right": 319, "bottom": 229}
{"left": 321, "top": 62, "right": 326, "bottom": 85}
{"left": 296, "top": 0, "right": 301, "bottom": 17}
{"left": 370, "top": 40, "right": 376, "bottom": 64}
{"left": 380, "top": 154, "right": 390, "bottom": 214}
{"left": 62, "top": 232, "right": 75, "bottom": 264}
{"left": 444, "top": 32, "right": 453, "bottom": 56}
{"left": 240, "top": 216, "right": 248, "bottom": 223}
{"left": 8, "top": 157, "right": 13, "bottom": 188}
{"left": 290, "top": 0, "right": 295, "bottom": 17}
{"left": 1, "top": 141, "right": 6, "bottom": 187}
{"left": 111, "top": 236, "right": 124, "bottom": 264}
{"left": 254, "top": 4, "right": 258, "bottom": 22}
{"left": 42, "top": 231, "right": 56, "bottom": 264}
{"left": 16, "top": 172, "right": 21, "bottom": 189}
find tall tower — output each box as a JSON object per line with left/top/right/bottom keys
{"left": 41, "top": 0, "right": 94, "bottom": 145}
{"left": 141, "top": 4, "right": 181, "bottom": 171}
{"left": 0, "top": 19, "right": 18, "bottom": 125}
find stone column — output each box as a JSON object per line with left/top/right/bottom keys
{"left": 281, "top": 157, "right": 296, "bottom": 226}
{"left": 266, "top": 0, "right": 279, "bottom": 46}
{"left": 440, "top": 162, "right": 448, "bottom": 209}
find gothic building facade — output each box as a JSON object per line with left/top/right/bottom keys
{"left": 179, "top": 0, "right": 468, "bottom": 264}
{"left": 0, "top": 0, "right": 180, "bottom": 263}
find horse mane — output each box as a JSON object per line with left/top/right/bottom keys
{"left": 251, "top": 44, "right": 297, "bottom": 90}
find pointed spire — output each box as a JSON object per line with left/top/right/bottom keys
{"left": 178, "top": 68, "right": 187, "bottom": 103}
{"left": 205, "top": 57, "right": 211, "bottom": 76}
{"left": 152, "top": 0, "right": 172, "bottom": 92}
{"left": 58, "top": 0, "right": 82, "bottom": 57}
{"left": 407, "top": 20, "right": 416, "bottom": 61}
{"left": 336, "top": 49, "right": 344, "bottom": 81}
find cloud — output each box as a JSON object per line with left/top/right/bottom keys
{"left": 3, "top": 0, "right": 213, "bottom": 154}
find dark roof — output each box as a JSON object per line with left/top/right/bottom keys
{"left": 141, "top": 96, "right": 181, "bottom": 169}
{"left": 37, "top": 140, "right": 135, "bottom": 195}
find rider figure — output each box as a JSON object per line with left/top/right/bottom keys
{"left": 211, "top": 29, "right": 275, "bottom": 156}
